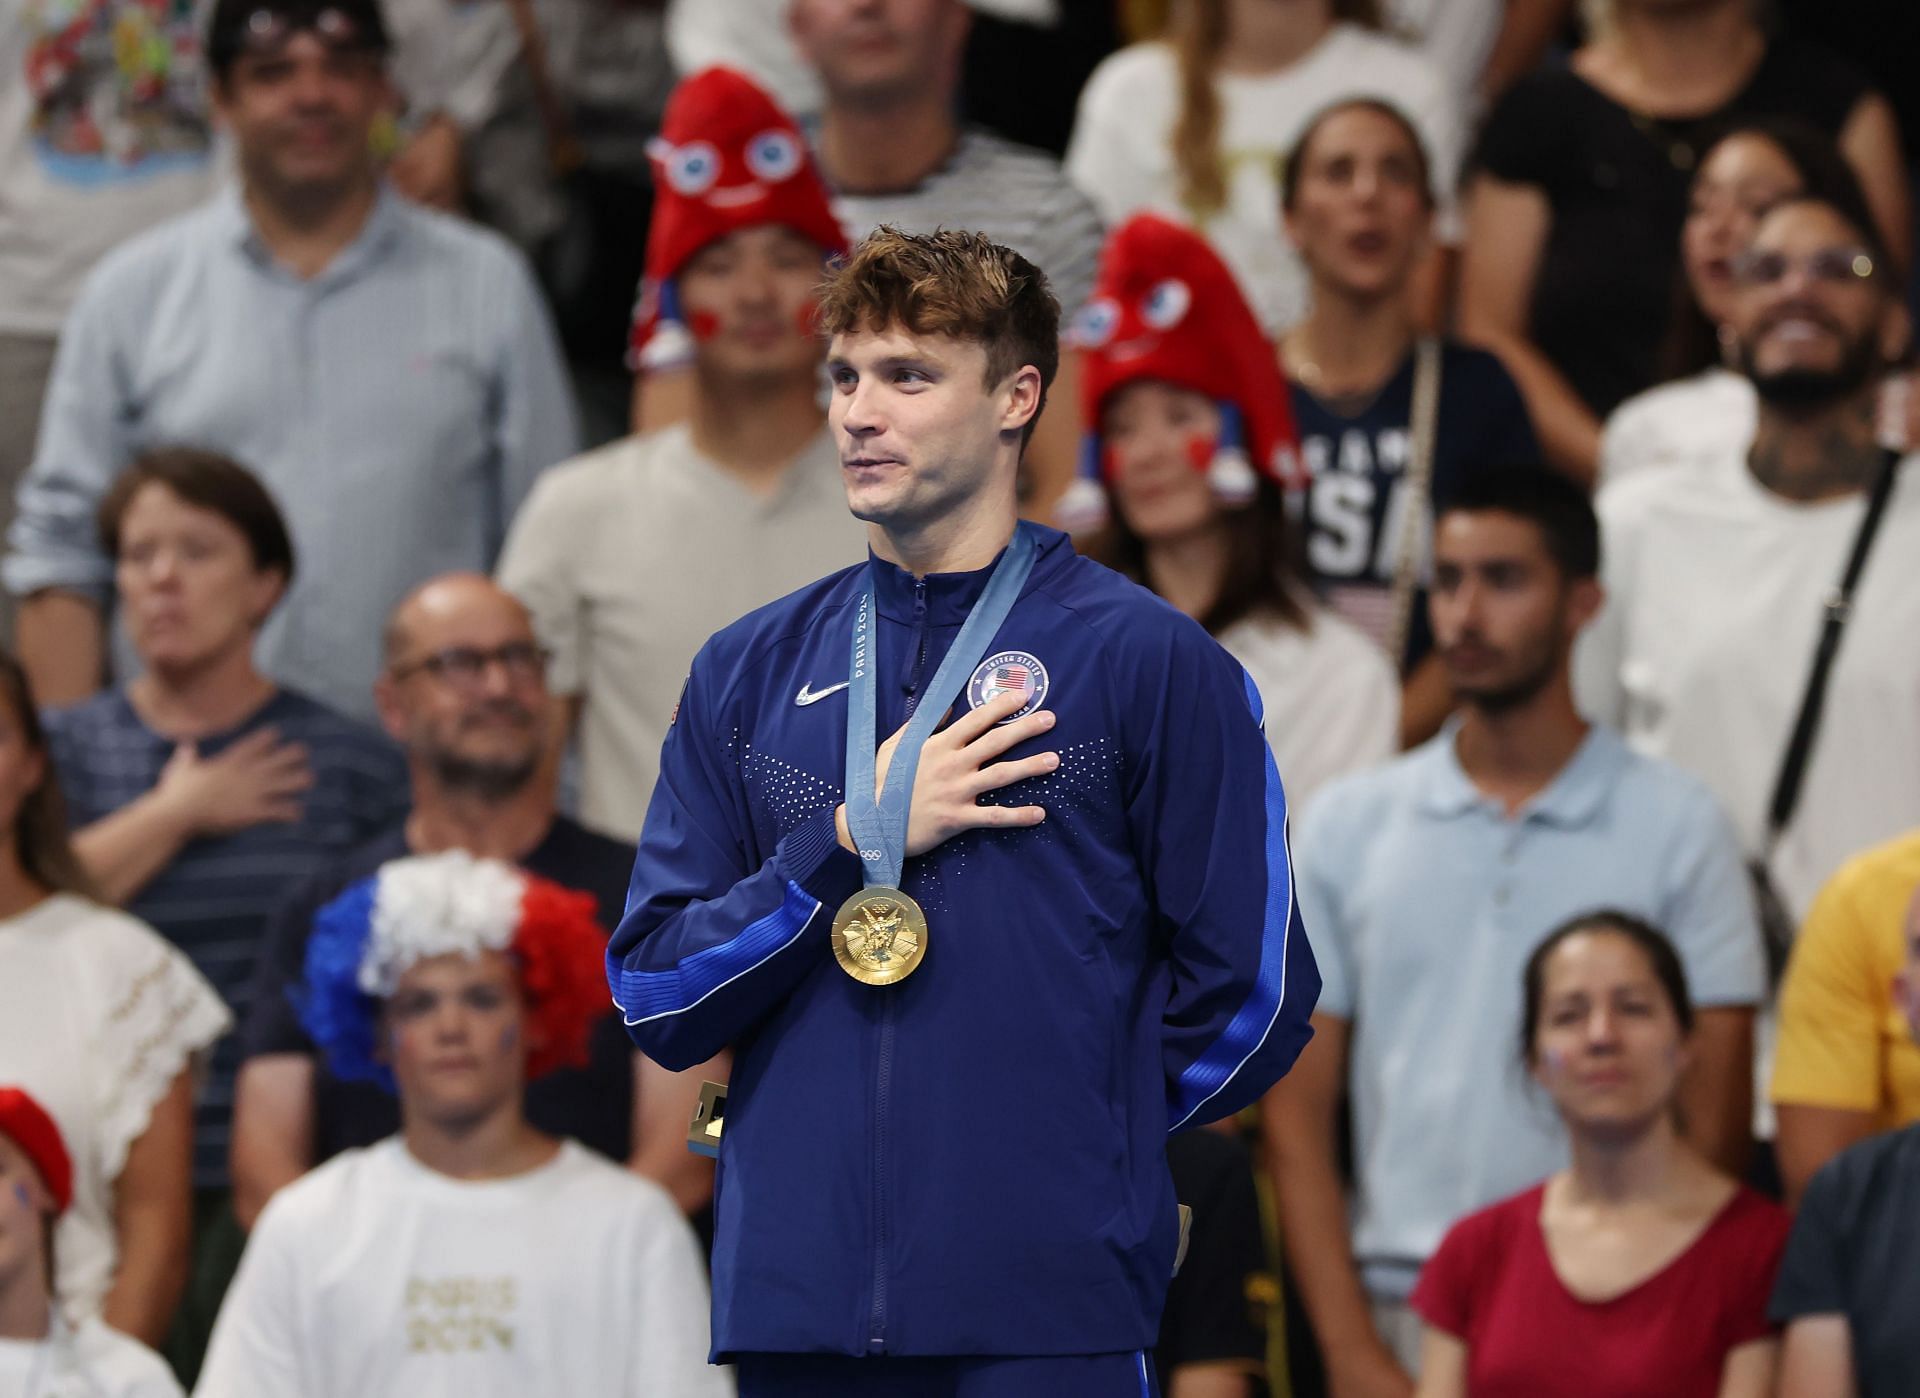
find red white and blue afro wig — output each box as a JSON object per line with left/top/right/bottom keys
{"left": 298, "top": 851, "right": 610, "bottom": 1093}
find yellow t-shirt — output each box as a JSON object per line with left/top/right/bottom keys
{"left": 1772, "top": 830, "right": 1920, "bottom": 1126}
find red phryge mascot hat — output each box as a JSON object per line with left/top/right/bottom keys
{"left": 0, "top": 1086, "right": 73, "bottom": 1216}
{"left": 1062, "top": 213, "right": 1300, "bottom": 531}
{"left": 629, "top": 66, "right": 848, "bottom": 372}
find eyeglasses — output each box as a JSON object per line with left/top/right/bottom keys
{"left": 1730, "top": 247, "right": 1877, "bottom": 289}
{"left": 390, "top": 642, "right": 549, "bottom": 690}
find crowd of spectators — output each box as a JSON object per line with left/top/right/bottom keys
{"left": 3, "top": 0, "right": 1920, "bottom": 1394}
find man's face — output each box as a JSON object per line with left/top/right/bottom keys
{"left": 828, "top": 324, "right": 1037, "bottom": 535}
{"left": 214, "top": 29, "right": 389, "bottom": 205}
{"left": 382, "top": 951, "right": 526, "bottom": 1130}
{"left": 1729, "top": 202, "right": 1901, "bottom": 409}
{"left": 789, "top": 0, "right": 969, "bottom": 110}
{"left": 1429, "top": 510, "right": 1596, "bottom": 712}
{"left": 376, "top": 580, "right": 549, "bottom": 800}
{"left": 678, "top": 225, "right": 828, "bottom": 384}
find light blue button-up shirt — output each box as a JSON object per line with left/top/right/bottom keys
{"left": 1295, "top": 722, "right": 1765, "bottom": 1301}
{"left": 7, "top": 184, "right": 579, "bottom": 719}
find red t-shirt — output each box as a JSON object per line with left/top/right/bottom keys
{"left": 1411, "top": 1182, "right": 1788, "bottom": 1397}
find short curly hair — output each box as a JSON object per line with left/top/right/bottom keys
{"left": 816, "top": 226, "right": 1061, "bottom": 444}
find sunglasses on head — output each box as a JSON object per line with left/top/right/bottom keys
{"left": 232, "top": 6, "right": 379, "bottom": 57}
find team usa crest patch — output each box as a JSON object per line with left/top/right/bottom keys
{"left": 967, "top": 651, "right": 1049, "bottom": 722}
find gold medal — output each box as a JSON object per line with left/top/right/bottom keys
{"left": 831, "top": 887, "right": 929, "bottom": 986}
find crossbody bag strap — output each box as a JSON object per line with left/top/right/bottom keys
{"left": 1761, "top": 446, "right": 1904, "bottom": 853}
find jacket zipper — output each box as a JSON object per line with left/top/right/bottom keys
{"left": 903, "top": 578, "right": 930, "bottom": 718}
{"left": 868, "top": 1000, "right": 895, "bottom": 1351}
{"left": 870, "top": 577, "right": 926, "bottom": 1352}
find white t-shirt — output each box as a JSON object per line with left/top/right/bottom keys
{"left": 1576, "top": 452, "right": 1920, "bottom": 922}
{"left": 198, "top": 1137, "right": 730, "bottom": 1398}
{"left": 0, "top": 0, "right": 476, "bottom": 337}
{"left": 0, "top": 895, "right": 228, "bottom": 1325}
{"left": 0, "top": 1316, "right": 182, "bottom": 1398}
{"left": 1384, "top": 0, "right": 1502, "bottom": 100}
{"left": 1065, "top": 28, "right": 1463, "bottom": 334}
{"left": 498, "top": 424, "right": 868, "bottom": 840}
{"left": 1598, "top": 369, "right": 1757, "bottom": 488}
{"left": 665, "top": 0, "right": 823, "bottom": 118}
{"left": 1218, "top": 606, "right": 1399, "bottom": 807}
{"left": 0, "top": 0, "right": 222, "bottom": 335}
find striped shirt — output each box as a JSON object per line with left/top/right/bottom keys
{"left": 827, "top": 127, "right": 1104, "bottom": 312}
{"left": 43, "top": 688, "right": 410, "bottom": 1186}
{"left": 5, "top": 184, "right": 580, "bottom": 721}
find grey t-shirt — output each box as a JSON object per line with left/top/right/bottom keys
{"left": 1771, "top": 1122, "right": 1920, "bottom": 1396}
{"left": 829, "top": 126, "right": 1104, "bottom": 313}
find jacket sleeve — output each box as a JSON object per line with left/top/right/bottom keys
{"left": 607, "top": 649, "right": 864, "bottom": 1071}
{"left": 1124, "top": 621, "right": 1321, "bottom": 1133}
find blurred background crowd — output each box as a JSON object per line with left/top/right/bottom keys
{"left": 2, "top": 0, "right": 1920, "bottom": 1394}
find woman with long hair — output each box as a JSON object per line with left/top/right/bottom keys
{"left": 1460, "top": 0, "right": 1906, "bottom": 483}
{"left": 1280, "top": 97, "right": 1539, "bottom": 747}
{"left": 0, "top": 648, "right": 228, "bottom": 1345}
{"left": 1599, "top": 119, "right": 1896, "bottom": 485}
{"left": 1412, "top": 912, "right": 1787, "bottom": 1397}
{"left": 1067, "top": 0, "right": 1462, "bottom": 336}
{"left": 1071, "top": 212, "right": 1398, "bottom": 803}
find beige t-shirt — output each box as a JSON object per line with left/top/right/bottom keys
{"left": 499, "top": 423, "right": 868, "bottom": 840}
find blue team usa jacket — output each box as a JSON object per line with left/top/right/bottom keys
{"left": 609, "top": 525, "right": 1318, "bottom": 1360}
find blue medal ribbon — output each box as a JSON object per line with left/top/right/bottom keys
{"left": 843, "top": 523, "right": 1039, "bottom": 888}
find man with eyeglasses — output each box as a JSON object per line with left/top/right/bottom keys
{"left": 6, "top": 0, "right": 578, "bottom": 726}
{"left": 1577, "top": 187, "right": 1920, "bottom": 1001}
{"left": 231, "top": 574, "right": 718, "bottom": 1243}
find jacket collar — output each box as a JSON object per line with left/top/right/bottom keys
{"left": 868, "top": 523, "right": 1071, "bottom": 624}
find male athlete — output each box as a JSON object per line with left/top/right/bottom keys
{"left": 609, "top": 227, "right": 1318, "bottom": 1397}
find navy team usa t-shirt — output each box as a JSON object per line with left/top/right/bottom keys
{"left": 1288, "top": 341, "right": 1538, "bottom": 670}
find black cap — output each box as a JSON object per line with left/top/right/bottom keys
{"left": 207, "top": 0, "right": 391, "bottom": 78}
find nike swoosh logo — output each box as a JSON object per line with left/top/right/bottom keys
{"left": 794, "top": 680, "right": 851, "bottom": 707}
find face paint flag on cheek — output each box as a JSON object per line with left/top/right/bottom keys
{"left": 628, "top": 66, "right": 849, "bottom": 374}
{"left": 1060, "top": 213, "right": 1302, "bottom": 532}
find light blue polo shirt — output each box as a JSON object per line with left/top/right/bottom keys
{"left": 6, "top": 184, "right": 579, "bottom": 721}
{"left": 1295, "top": 722, "right": 1765, "bottom": 1302}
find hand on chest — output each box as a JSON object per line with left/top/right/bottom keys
{"left": 746, "top": 618, "right": 1126, "bottom": 859}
